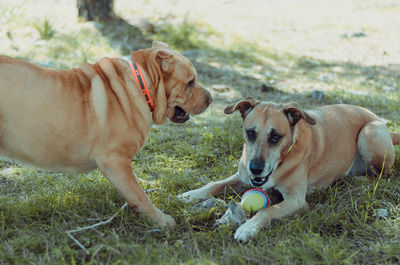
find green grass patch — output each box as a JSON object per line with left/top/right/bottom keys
{"left": 33, "top": 19, "right": 57, "bottom": 40}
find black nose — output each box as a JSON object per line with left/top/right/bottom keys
{"left": 207, "top": 96, "right": 213, "bottom": 106}
{"left": 249, "top": 159, "right": 264, "bottom": 175}
{"left": 205, "top": 92, "right": 213, "bottom": 107}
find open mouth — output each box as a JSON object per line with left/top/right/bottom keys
{"left": 250, "top": 170, "right": 273, "bottom": 187}
{"left": 170, "top": 106, "right": 190, "bottom": 123}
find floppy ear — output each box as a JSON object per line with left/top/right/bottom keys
{"left": 146, "top": 52, "right": 170, "bottom": 125}
{"left": 283, "top": 102, "right": 316, "bottom": 126}
{"left": 152, "top": 41, "right": 171, "bottom": 50}
{"left": 155, "top": 48, "right": 174, "bottom": 73}
{"left": 224, "top": 97, "right": 261, "bottom": 119}
{"left": 152, "top": 78, "right": 168, "bottom": 124}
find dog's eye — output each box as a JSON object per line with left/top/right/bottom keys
{"left": 269, "top": 133, "right": 282, "bottom": 144}
{"left": 246, "top": 129, "right": 256, "bottom": 141}
{"left": 187, "top": 80, "right": 194, "bottom": 87}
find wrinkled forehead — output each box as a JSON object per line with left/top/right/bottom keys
{"left": 173, "top": 53, "right": 197, "bottom": 77}
{"left": 244, "top": 103, "right": 291, "bottom": 134}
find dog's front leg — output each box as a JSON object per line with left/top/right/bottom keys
{"left": 97, "top": 157, "right": 176, "bottom": 227}
{"left": 234, "top": 190, "right": 308, "bottom": 242}
{"left": 178, "top": 172, "right": 245, "bottom": 202}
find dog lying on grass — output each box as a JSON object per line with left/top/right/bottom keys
{"left": 0, "top": 41, "right": 212, "bottom": 227}
{"left": 180, "top": 97, "right": 399, "bottom": 241}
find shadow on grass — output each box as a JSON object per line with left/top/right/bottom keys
{"left": 288, "top": 57, "right": 400, "bottom": 121}
{"left": 92, "top": 15, "right": 400, "bottom": 122}
{"left": 292, "top": 56, "right": 400, "bottom": 91}
{"left": 94, "top": 15, "right": 152, "bottom": 54}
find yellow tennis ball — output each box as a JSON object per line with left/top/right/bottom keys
{"left": 240, "top": 188, "right": 270, "bottom": 212}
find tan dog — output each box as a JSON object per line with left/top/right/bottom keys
{"left": 180, "top": 97, "right": 399, "bottom": 241}
{"left": 0, "top": 41, "right": 212, "bottom": 227}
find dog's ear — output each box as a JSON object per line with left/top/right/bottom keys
{"left": 147, "top": 49, "right": 172, "bottom": 125}
{"left": 152, "top": 41, "right": 171, "bottom": 50}
{"left": 283, "top": 102, "right": 316, "bottom": 126}
{"left": 155, "top": 48, "right": 174, "bottom": 73}
{"left": 224, "top": 97, "right": 260, "bottom": 119}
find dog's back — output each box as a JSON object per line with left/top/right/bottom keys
{"left": 0, "top": 56, "right": 99, "bottom": 171}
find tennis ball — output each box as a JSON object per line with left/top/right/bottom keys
{"left": 240, "top": 188, "right": 270, "bottom": 212}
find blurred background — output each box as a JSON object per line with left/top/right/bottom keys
{"left": 1, "top": 0, "right": 399, "bottom": 109}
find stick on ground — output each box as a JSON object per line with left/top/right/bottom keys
{"left": 66, "top": 188, "right": 162, "bottom": 254}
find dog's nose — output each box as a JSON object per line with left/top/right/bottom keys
{"left": 249, "top": 159, "right": 264, "bottom": 175}
{"left": 207, "top": 96, "right": 213, "bottom": 107}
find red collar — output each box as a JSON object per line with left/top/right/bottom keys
{"left": 129, "top": 61, "right": 154, "bottom": 112}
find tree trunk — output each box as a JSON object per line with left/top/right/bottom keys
{"left": 77, "top": 0, "right": 115, "bottom": 22}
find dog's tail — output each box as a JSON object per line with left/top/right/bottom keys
{"left": 391, "top": 133, "right": 400, "bottom": 145}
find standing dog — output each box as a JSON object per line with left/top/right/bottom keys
{"left": 0, "top": 41, "right": 212, "bottom": 227}
{"left": 180, "top": 97, "right": 399, "bottom": 241}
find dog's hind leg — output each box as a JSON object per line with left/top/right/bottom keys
{"left": 357, "top": 120, "right": 395, "bottom": 178}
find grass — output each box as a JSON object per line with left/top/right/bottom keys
{"left": 1, "top": 0, "right": 400, "bottom": 264}
{"left": 33, "top": 19, "right": 56, "bottom": 40}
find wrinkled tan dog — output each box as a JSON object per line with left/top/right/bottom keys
{"left": 180, "top": 97, "right": 399, "bottom": 241}
{"left": 0, "top": 41, "right": 212, "bottom": 227}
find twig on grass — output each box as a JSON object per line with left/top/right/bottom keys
{"left": 66, "top": 188, "right": 162, "bottom": 254}
{"left": 66, "top": 202, "right": 128, "bottom": 255}
{"left": 67, "top": 232, "right": 90, "bottom": 255}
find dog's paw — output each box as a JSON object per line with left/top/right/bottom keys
{"left": 150, "top": 207, "right": 176, "bottom": 227}
{"left": 157, "top": 213, "right": 176, "bottom": 228}
{"left": 177, "top": 190, "right": 199, "bottom": 203}
{"left": 234, "top": 218, "right": 262, "bottom": 242}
